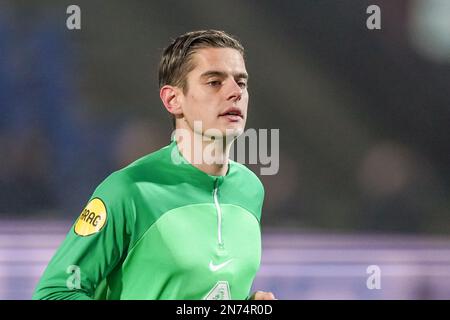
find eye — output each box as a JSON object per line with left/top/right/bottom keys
{"left": 207, "top": 80, "right": 222, "bottom": 87}
{"left": 237, "top": 81, "right": 247, "bottom": 89}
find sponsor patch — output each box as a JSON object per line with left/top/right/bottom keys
{"left": 74, "top": 198, "right": 107, "bottom": 236}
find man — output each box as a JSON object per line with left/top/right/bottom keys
{"left": 33, "top": 30, "right": 275, "bottom": 300}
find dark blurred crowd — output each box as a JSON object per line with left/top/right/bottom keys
{"left": 1, "top": 1, "right": 449, "bottom": 234}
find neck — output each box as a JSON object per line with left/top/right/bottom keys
{"left": 174, "top": 128, "right": 234, "bottom": 177}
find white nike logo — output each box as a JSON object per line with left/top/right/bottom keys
{"left": 209, "top": 259, "right": 232, "bottom": 272}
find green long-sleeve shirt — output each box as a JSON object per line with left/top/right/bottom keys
{"left": 33, "top": 139, "right": 264, "bottom": 300}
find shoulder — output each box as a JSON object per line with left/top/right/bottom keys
{"left": 97, "top": 143, "right": 172, "bottom": 192}
{"left": 93, "top": 170, "right": 134, "bottom": 200}
{"left": 91, "top": 143, "right": 172, "bottom": 205}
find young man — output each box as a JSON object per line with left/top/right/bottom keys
{"left": 33, "top": 30, "right": 275, "bottom": 300}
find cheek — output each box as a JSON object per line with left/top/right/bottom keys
{"left": 184, "top": 94, "right": 202, "bottom": 115}
{"left": 192, "top": 93, "right": 219, "bottom": 109}
{"left": 240, "top": 95, "right": 249, "bottom": 110}
{"left": 184, "top": 94, "right": 216, "bottom": 120}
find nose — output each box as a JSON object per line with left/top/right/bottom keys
{"left": 226, "top": 79, "right": 243, "bottom": 102}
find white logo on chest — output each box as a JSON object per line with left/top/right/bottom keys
{"left": 209, "top": 259, "right": 232, "bottom": 272}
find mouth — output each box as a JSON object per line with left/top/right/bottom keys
{"left": 219, "top": 107, "right": 243, "bottom": 120}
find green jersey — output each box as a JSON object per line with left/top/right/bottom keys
{"left": 33, "top": 139, "right": 264, "bottom": 300}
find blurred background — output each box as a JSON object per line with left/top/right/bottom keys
{"left": 0, "top": 0, "right": 449, "bottom": 299}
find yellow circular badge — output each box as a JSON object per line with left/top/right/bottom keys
{"left": 74, "top": 198, "right": 107, "bottom": 236}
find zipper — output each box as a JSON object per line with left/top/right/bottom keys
{"left": 213, "top": 179, "right": 224, "bottom": 248}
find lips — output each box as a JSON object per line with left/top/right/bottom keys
{"left": 219, "top": 107, "right": 243, "bottom": 118}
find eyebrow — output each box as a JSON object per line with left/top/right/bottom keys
{"left": 200, "top": 70, "right": 249, "bottom": 80}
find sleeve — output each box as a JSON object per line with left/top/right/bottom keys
{"left": 32, "top": 173, "right": 135, "bottom": 300}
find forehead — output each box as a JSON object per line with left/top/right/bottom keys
{"left": 190, "top": 47, "right": 246, "bottom": 75}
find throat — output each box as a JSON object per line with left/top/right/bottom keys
{"left": 197, "top": 162, "right": 229, "bottom": 176}
{"left": 175, "top": 131, "right": 232, "bottom": 176}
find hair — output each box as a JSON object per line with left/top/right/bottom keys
{"left": 158, "top": 30, "right": 245, "bottom": 128}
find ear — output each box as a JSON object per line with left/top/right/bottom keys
{"left": 160, "top": 85, "right": 183, "bottom": 117}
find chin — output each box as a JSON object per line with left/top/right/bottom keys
{"left": 203, "top": 121, "right": 244, "bottom": 138}
{"left": 224, "top": 126, "right": 244, "bottom": 139}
